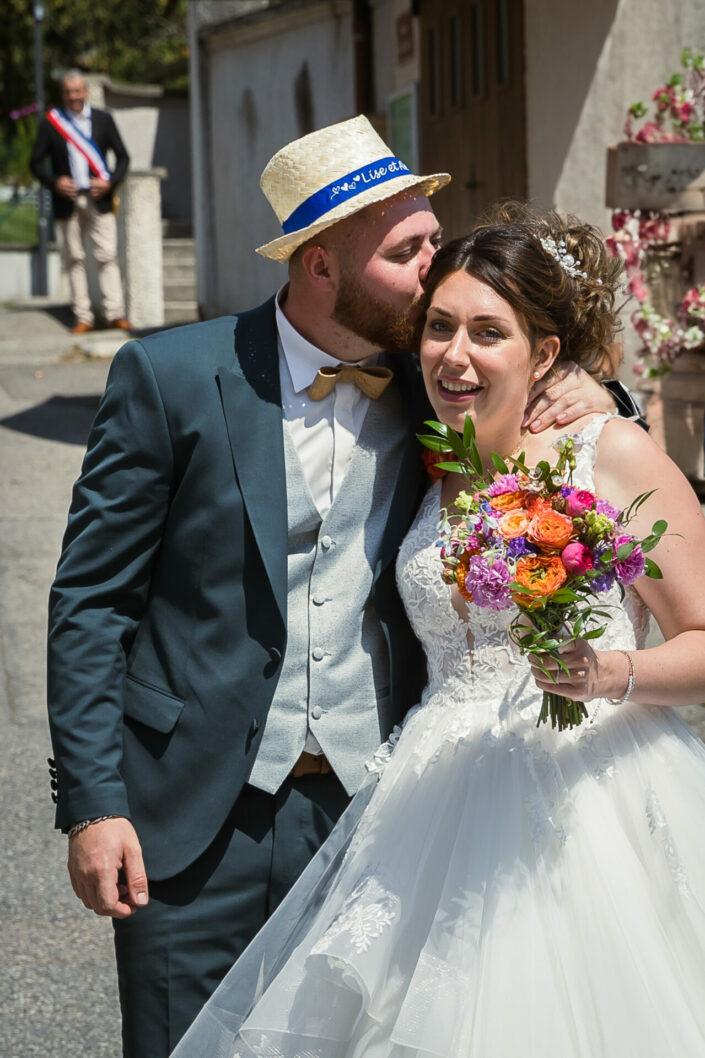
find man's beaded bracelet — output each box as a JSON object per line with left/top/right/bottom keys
{"left": 66, "top": 815, "right": 119, "bottom": 839}
{"left": 607, "top": 650, "right": 635, "bottom": 706}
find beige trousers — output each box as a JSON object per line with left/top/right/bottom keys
{"left": 56, "top": 192, "right": 126, "bottom": 325}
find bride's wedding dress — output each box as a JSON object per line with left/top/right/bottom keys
{"left": 173, "top": 416, "right": 705, "bottom": 1057}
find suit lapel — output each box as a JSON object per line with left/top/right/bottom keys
{"left": 217, "top": 298, "right": 288, "bottom": 623}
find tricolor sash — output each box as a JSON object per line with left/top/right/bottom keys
{"left": 47, "top": 108, "right": 111, "bottom": 182}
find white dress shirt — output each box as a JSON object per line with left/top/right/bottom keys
{"left": 65, "top": 104, "right": 92, "bottom": 191}
{"left": 276, "top": 287, "right": 377, "bottom": 518}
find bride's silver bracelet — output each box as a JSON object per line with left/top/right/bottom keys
{"left": 66, "top": 814, "right": 119, "bottom": 839}
{"left": 607, "top": 650, "right": 635, "bottom": 706}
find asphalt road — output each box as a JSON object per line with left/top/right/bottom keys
{"left": 1, "top": 304, "right": 703, "bottom": 1058}
{"left": 0, "top": 308, "right": 120, "bottom": 1057}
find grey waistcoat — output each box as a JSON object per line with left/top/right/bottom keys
{"left": 248, "top": 381, "right": 407, "bottom": 796}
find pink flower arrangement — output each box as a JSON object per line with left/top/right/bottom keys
{"left": 624, "top": 49, "right": 705, "bottom": 143}
{"left": 610, "top": 51, "right": 705, "bottom": 375}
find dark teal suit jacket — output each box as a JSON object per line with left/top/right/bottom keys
{"left": 47, "top": 298, "right": 430, "bottom": 879}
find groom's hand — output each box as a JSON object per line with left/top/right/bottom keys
{"left": 68, "top": 816, "right": 149, "bottom": 919}
{"left": 523, "top": 361, "right": 616, "bottom": 432}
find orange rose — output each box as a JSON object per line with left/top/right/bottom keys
{"left": 512, "top": 555, "right": 567, "bottom": 608}
{"left": 498, "top": 509, "right": 531, "bottom": 540}
{"left": 527, "top": 509, "right": 575, "bottom": 552}
{"left": 454, "top": 550, "right": 476, "bottom": 601}
{"left": 524, "top": 494, "right": 553, "bottom": 516}
{"left": 488, "top": 490, "right": 528, "bottom": 512}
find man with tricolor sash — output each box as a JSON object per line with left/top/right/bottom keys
{"left": 30, "top": 70, "right": 132, "bottom": 335}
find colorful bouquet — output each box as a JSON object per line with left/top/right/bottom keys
{"left": 419, "top": 417, "right": 666, "bottom": 731}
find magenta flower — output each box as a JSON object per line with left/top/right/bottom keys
{"left": 614, "top": 535, "right": 646, "bottom": 585}
{"left": 464, "top": 555, "right": 512, "bottom": 611}
{"left": 561, "top": 541, "right": 595, "bottom": 575}
{"left": 564, "top": 489, "right": 596, "bottom": 518}
{"left": 487, "top": 474, "right": 520, "bottom": 496}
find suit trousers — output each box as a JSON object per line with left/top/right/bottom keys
{"left": 113, "top": 772, "right": 350, "bottom": 1058}
{"left": 56, "top": 192, "right": 125, "bottom": 325}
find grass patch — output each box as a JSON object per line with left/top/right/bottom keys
{"left": 0, "top": 201, "right": 39, "bottom": 244}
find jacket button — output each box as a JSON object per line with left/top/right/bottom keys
{"left": 250, "top": 719, "right": 260, "bottom": 735}
{"left": 269, "top": 647, "right": 282, "bottom": 663}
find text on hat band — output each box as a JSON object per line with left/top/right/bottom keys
{"left": 281, "top": 156, "right": 410, "bottom": 235}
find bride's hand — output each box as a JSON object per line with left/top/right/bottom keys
{"left": 522, "top": 361, "right": 616, "bottom": 433}
{"left": 529, "top": 639, "right": 608, "bottom": 702}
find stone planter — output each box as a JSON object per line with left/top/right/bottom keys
{"left": 636, "top": 350, "right": 705, "bottom": 496}
{"left": 606, "top": 142, "right": 705, "bottom": 211}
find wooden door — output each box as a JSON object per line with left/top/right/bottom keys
{"left": 417, "top": 0, "right": 527, "bottom": 239}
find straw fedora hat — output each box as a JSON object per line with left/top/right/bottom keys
{"left": 256, "top": 115, "right": 450, "bottom": 262}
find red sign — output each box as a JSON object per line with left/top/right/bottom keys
{"left": 396, "top": 12, "right": 414, "bottom": 64}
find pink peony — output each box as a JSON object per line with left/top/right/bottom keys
{"left": 564, "top": 489, "right": 596, "bottom": 518}
{"left": 560, "top": 542, "right": 595, "bottom": 576}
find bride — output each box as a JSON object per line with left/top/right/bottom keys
{"left": 172, "top": 207, "right": 705, "bottom": 1057}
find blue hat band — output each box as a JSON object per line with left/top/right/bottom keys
{"left": 281, "top": 156, "right": 410, "bottom": 236}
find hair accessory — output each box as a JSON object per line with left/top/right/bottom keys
{"left": 607, "top": 649, "right": 634, "bottom": 706}
{"left": 257, "top": 115, "right": 450, "bottom": 261}
{"left": 538, "top": 235, "right": 602, "bottom": 284}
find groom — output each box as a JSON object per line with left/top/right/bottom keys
{"left": 47, "top": 116, "right": 627, "bottom": 1057}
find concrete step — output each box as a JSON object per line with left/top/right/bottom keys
{"left": 162, "top": 237, "right": 195, "bottom": 255}
{"left": 164, "top": 299, "right": 199, "bottom": 324}
{"left": 162, "top": 219, "right": 193, "bottom": 238}
{"left": 164, "top": 278, "right": 197, "bottom": 300}
{"left": 163, "top": 260, "right": 196, "bottom": 281}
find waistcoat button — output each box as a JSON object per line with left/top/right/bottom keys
{"left": 320, "top": 535, "right": 332, "bottom": 549}
{"left": 312, "top": 646, "right": 324, "bottom": 661}
{"left": 312, "top": 593, "right": 325, "bottom": 606}
{"left": 311, "top": 706, "right": 322, "bottom": 720}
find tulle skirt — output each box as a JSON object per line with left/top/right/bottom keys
{"left": 172, "top": 695, "right": 705, "bottom": 1058}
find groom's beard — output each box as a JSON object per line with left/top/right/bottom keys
{"left": 333, "top": 274, "right": 422, "bottom": 355}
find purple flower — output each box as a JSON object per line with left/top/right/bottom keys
{"left": 596, "top": 498, "right": 621, "bottom": 522}
{"left": 506, "top": 537, "right": 539, "bottom": 559}
{"left": 487, "top": 474, "right": 520, "bottom": 496}
{"left": 591, "top": 569, "right": 617, "bottom": 592}
{"left": 464, "top": 555, "right": 513, "bottom": 610}
{"left": 614, "top": 535, "right": 646, "bottom": 585}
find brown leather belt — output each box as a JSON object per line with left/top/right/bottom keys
{"left": 289, "top": 751, "right": 333, "bottom": 778}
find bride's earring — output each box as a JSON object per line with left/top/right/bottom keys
{"left": 533, "top": 371, "right": 542, "bottom": 379}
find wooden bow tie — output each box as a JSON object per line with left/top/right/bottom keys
{"left": 307, "top": 365, "right": 394, "bottom": 401}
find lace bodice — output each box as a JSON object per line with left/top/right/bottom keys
{"left": 395, "top": 415, "right": 650, "bottom": 736}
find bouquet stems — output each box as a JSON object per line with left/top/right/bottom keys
{"left": 538, "top": 690, "right": 588, "bottom": 731}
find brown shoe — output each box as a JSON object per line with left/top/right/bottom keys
{"left": 71, "top": 322, "right": 93, "bottom": 335}
{"left": 108, "top": 318, "right": 133, "bottom": 332}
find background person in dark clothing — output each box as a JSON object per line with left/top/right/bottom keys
{"left": 30, "top": 70, "right": 132, "bottom": 334}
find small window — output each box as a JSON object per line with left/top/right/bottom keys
{"left": 449, "top": 14, "right": 463, "bottom": 108}
{"left": 496, "top": 0, "right": 510, "bottom": 86}
{"left": 427, "top": 26, "right": 440, "bottom": 116}
{"left": 470, "top": 3, "right": 485, "bottom": 98}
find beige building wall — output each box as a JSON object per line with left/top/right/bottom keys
{"left": 190, "top": 0, "right": 355, "bottom": 317}
{"left": 526, "top": 0, "right": 705, "bottom": 229}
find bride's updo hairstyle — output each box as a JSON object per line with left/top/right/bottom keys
{"left": 422, "top": 202, "right": 624, "bottom": 376}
